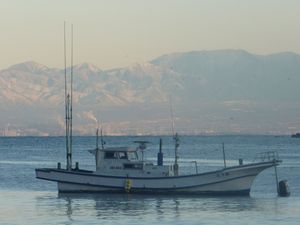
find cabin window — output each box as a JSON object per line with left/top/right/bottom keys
{"left": 123, "top": 163, "right": 143, "bottom": 170}
{"left": 104, "top": 151, "right": 118, "bottom": 159}
{"left": 118, "top": 152, "right": 127, "bottom": 159}
{"left": 127, "top": 152, "right": 138, "bottom": 160}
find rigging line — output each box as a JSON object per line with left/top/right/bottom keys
{"left": 70, "top": 24, "right": 73, "bottom": 161}
{"left": 169, "top": 95, "right": 175, "bottom": 137}
{"left": 64, "top": 21, "right": 70, "bottom": 169}
{"left": 96, "top": 109, "right": 104, "bottom": 149}
{"left": 169, "top": 95, "right": 179, "bottom": 176}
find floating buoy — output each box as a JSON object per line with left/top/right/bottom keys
{"left": 278, "top": 180, "right": 290, "bottom": 197}
{"left": 125, "top": 179, "right": 132, "bottom": 193}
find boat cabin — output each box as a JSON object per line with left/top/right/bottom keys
{"left": 89, "top": 147, "right": 173, "bottom": 177}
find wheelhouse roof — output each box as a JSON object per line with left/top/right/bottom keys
{"left": 99, "top": 147, "right": 138, "bottom": 152}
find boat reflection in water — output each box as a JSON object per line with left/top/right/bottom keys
{"left": 55, "top": 192, "right": 265, "bottom": 222}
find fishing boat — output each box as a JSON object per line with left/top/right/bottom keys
{"left": 36, "top": 135, "right": 280, "bottom": 195}
{"left": 35, "top": 24, "right": 281, "bottom": 195}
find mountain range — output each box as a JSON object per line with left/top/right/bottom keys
{"left": 1, "top": 49, "right": 300, "bottom": 136}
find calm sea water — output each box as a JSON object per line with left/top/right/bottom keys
{"left": 0, "top": 135, "right": 299, "bottom": 225}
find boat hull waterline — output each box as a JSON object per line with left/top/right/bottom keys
{"left": 36, "top": 161, "right": 278, "bottom": 195}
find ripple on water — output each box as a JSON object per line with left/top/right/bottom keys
{"left": 0, "top": 191, "right": 300, "bottom": 225}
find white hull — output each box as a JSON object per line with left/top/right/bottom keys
{"left": 36, "top": 161, "right": 278, "bottom": 195}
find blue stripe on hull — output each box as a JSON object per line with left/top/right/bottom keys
{"left": 37, "top": 171, "right": 256, "bottom": 191}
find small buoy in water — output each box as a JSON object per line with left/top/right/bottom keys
{"left": 278, "top": 180, "right": 290, "bottom": 197}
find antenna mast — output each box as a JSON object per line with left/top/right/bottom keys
{"left": 169, "top": 96, "right": 179, "bottom": 176}
{"left": 100, "top": 128, "right": 105, "bottom": 149}
{"left": 96, "top": 128, "right": 99, "bottom": 150}
{"left": 64, "top": 22, "right": 73, "bottom": 171}
{"left": 170, "top": 96, "right": 175, "bottom": 137}
{"left": 70, "top": 24, "right": 74, "bottom": 167}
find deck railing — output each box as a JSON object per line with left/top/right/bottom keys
{"left": 253, "top": 151, "right": 279, "bottom": 162}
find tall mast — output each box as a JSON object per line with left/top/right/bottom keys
{"left": 64, "top": 22, "right": 71, "bottom": 170}
{"left": 69, "top": 24, "right": 73, "bottom": 167}
{"left": 64, "top": 22, "right": 73, "bottom": 171}
{"left": 170, "top": 96, "right": 175, "bottom": 137}
{"left": 96, "top": 128, "right": 99, "bottom": 150}
{"left": 169, "top": 96, "right": 179, "bottom": 176}
{"left": 100, "top": 128, "right": 105, "bottom": 149}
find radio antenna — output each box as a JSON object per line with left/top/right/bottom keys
{"left": 64, "top": 22, "right": 70, "bottom": 170}
{"left": 169, "top": 96, "right": 179, "bottom": 176}
{"left": 169, "top": 96, "right": 175, "bottom": 137}
{"left": 70, "top": 24, "right": 74, "bottom": 163}
{"left": 64, "top": 22, "right": 74, "bottom": 171}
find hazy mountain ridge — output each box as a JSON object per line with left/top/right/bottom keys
{"left": 1, "top": 49, "right": 300, "bottom": 136}
{"left": 152, "top": 50, "right": 300, "bottom": 101}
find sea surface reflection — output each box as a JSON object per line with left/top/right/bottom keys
{"left": 32, "top": 192, "right": 299, "bottom": 225}
{"left": 0, "top": 190, "right": 299, "bottom": 225}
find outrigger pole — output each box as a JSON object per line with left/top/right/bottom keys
{"left": 64, "top": 22, "right": 74, "bottom": 171}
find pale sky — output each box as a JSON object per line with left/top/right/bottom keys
{"left": 1, "top": 0, "right": 300, "bottom": 70}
